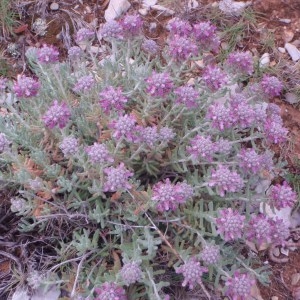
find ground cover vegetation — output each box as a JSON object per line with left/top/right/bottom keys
{"left": 0, "top": 3, "right": 299, "bottom": 300}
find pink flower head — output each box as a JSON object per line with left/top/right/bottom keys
{"left": 73, "top": 75, "right": 95, "bottom": 93}
{"left": 109, "top": 114, "right": 137, "bottom": 142}
{"left": 245, "top": 214, "right": 273, "bottom": 246}
{"left": 200, "top": 244, "right": 220, "bottom": 265}
{"left": 68, "top": 46, "right": 83, "bottom": 59}
{"left": 174, "top": 85, "right": 199, "bottom": 109}
{"left": 42, "top": 100, "right": 71, "bottom": 129}
{"left": 263, "top": 119, "right": 288, "bottom": 144}
{"left": 152, "top": 178, "right": 193, "bottom": 212}
{"left": 120, "top": 262, "right": 142, "bottom": 286}
{"left": 85, "top": 143, "right": 114, "bottom": 165}
{"left": 121, "top": 14, "right": 143, "bottom": 36}
{"left": 94, "top": 282, "right": 127, "bottom": 300}
{"left": 261, "top": 75, "right": 283, "bottom": 98}
{"left": 226, "top": 51, "right": 254, "bottom": 75}
{"left": 103, "top": 163, "right": 133, "bottom": 192}
{"left": 237, "top": 148, "right": 263, "bottom": 174}
{"left": 268, "top": 181, "right": 297, "bottom": 209}
{"left": 37, "top": 44, "right": 59, "bottom": 64}
{"left": 225, "top": 271, "right": 255, "bottom": 300}
{"left": 216, "top": 208, "right": 245, "bottom": 241}
{"left": 145, "top": 71, "right": 174, "bottom": 98}
{"left": 159, "top": 127, "right": 176, "bottom": 142}
{"left": 133, "top": 125, "right": 160, "bottom": 147}
{"left": 75, "top": 28, "right": 94, "bottom": 44}
{"left": 167, "top": 18, "right": 192, "bottom": 36}
{"left": 99, "top": 86, "right": 128, "bottom": 114}
{"left": 208, "top": 165, "right": 244, "bottom": 197}
{"left": 168, "top": 35, "right": 198, "bottom": 61}
{"left": 202, "top": 65, "right": 228, "bottom": 91}
{"left": 13, "top": 75, "right": 40, "bottom": 98}
{"left": 99, "top": 20, "right": 123, "bottom": 40}
{"left": 59, "top": 136, "right": 79, "bottom": 157}
{"left": 186, "top": 135, "right": 216, "bottom": 162}
{"left": 141, "top": 39, "right": 160, "bottom": 55}
{"left": 176, "top": 257, "right": 208, "bottom": 289}
{"left": 270, "top": 217, "right": 290, "bottom": 245}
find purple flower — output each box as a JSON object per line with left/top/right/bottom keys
{"left": 141, "top": 39, "right": 160, "bottom": 55}
{"left": 168, "top": 35, "right": 198, "bottom": 61}
{"left": 152, "top": 178, "right": 193, "bottom": 212}
{"left": 186, "top": 135, "right": 216, "bottom": 162}
{"left": 263, "top": 119, "right": 288, "bottom": 144}
{"left": 103, "top": 163, "right": 133, "bottom": 192}
{"left": 226, "top": 51, "right": 254, "bottom": 75}
{"left": 174, "top": 85, "right": 199, "bottom": 109}
{"left": 75, "top": 28, "right": 94, "bottom": 44}
{"left": 73, "top": 75, "right": 95, "bottom": 93}
{"left": 37, "top": 44, "right": 59, "bottom": 64}
{"left": 99, "top": 86, "right": 128, "bottom": 114}
{"left": 270, "top": 217, "right": 290, "bottom": 245}
{"left": 237, "top": 148, "right": 263, "bottom": 174}
{"left": 206, "top": 103, "right": 233, "bottom": 131}
{"left": 176, "top": 257, "right": 208, "bottom": 289}
{"left": 109, "top": 114, "right": 137, "bottom": 142}
{"left": 13, "top": 75, "right": 40, "bottom": 98}
{"left": 59, "top": 136, "right": 79, "bottom": 157}
{"left": 99, "top": 20, "right": 123, "bottom": 40}
{"left": 159, "top": 127, "right": 176, "bottom": 142}
{"left": 0, "top": 133, "right": 10, "bottom": 153}
{"left": 261, "top": 75, "right": 283, "bottom": 98}
{"left": 268, "top": 181, "right": 297, "bottom": 209}
{"left": 94, "top": 282, "right": 127, "bottom": 300}
{"left": 192, "top": 21, "right": 220, "bottom": 52}
{"left": 134, "top": 125, "right": 160, "bottom": 147}
{"left": 68, "top": 46, "right": 83, "bottom": 59}
{"left": 0, "top": 77, "right": 7, "bottom": 92}
{"left": 121, "top": 14, "right": 143, "bottom": 36}
{"left": 145, "top": 71, "right": 173, "bottom": 98}
{"left": 200, "top": 244, "right": 220, "bottom": 265}
{"left": 208, "top": 165, "right": 244, "bottom": 197}
{"left": 42, "top": 100, "right": 71, "bottom": 129}
{"left": 214, "top": 138, "right": 232, "bottom": 154}
{"left": 225, "top": 271, "right": 255, "bottom": 300}
{"left": 216, "top": 208, "right": 245, "bottom": 241}
{"left": 202, "top": 65, "right": 227, "bottom": 91}
{"left": 245, "top": 214, "right": 273, "bottom": 246}
{"left": 167, "top": 18, "right": 192, "bottom": 36}
{"left": 120, "top": 262, "right": 142, "bottom": 286}
{"left": 85, "top": 143, "right": 114, "bottom": 164}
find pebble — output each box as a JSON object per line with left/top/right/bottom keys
{"left": 283, "top": 30, "right": 294, "bottom": 43}
{"left": 187, "top": 0, "right": 199, "bottom": 10}
{"left": 151, "top": 5, "right": 175, "bottom": 16}
{"left": 279, "top": 18, "right": 291, "bottom": 24}
{"left": 259, "top": 52, "right": 270, "bottom": 68}
{"left": 104, "top": 0, "right": 131, "bottom": 21}
{"left": 278, "top": 47, "right": 286, "bottom": 53}
{"left": 285, "top": 43, "right": 300, "bottom": 61}
{"left": 142, "top": 0, "right": 157, "bottom": 7}
{"left": 138, "top": 8, "right": 149, "bottom": 16}
{"left": 50, "top": 2, "right": 59, "bottom": 10}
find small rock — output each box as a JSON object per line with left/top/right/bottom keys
{"left": 142, "top": 0, "right": 157, "bottom": 7}
{"left": 50, "top": 2, "right": 59, "bottom": 10}
{"left": 85, "top": 6, "right": 92, "bottom": 14}
{"left": 278, "top": 47, "right": 286, "bottom": 53}
{"left": 151, "top": 5, "right": 175, "bottom": 16}
{"left": 139, "top": 8, "right": 149, "bottom": 15}
{"left": 285, "top": 92, "right": 300, "bottom": 104}
{"left": 283, "top": 30, "right": 294, "bottom": 43}
{"left": 259, "top": 52, "right": 270, "bottom": 68}
{"left": 280, "top": 247, "right": 289, "bottom": 256}
{"left": 271, "top": 297, "right": 279, "bottom": 300}
{"left": 187, "top": 0, "right": 199, "bottom": 10}
{"left": 149, "top": 22, "right": 157, "bottom": 32}
{"left": 104, "top": 0, "right": 131, "bottom": 21}
{"left": 285, "top": 43, "right": 300, "bottom": 61}
{"left": 219, "top": 0, "right": 252, "bottom": 16}
{"left": 292, "top": 273, "right": 300, "bottom": 286}
{"left": 279, "top": 18, "right": 291, "bottom": 24}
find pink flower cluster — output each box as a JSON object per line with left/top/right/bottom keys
{"left": 59, "top": 136, "right": 79, "bottom": 157}
{"left": 75, "top": 28, "right": 94, "bottom": 44}
{"left": 94, "top": 282, "right": 127, "bottom": 300}
{"left": 187, "top": 135, "right": 216, "bottom": 162}
{"left": 176, "top": 257, "right": 208, "bottom": 289}
{"left": 141, "top": 39, "right": 160, "bottom": 55}
{"left": 37, "top": 44, "right": 59, "bottom": 64}
{"left": 145, "top": 71, "right": 174, "bottom": 98}
{"left": 200, "top": 244, "right": 220, "bottom": 265}
{"left": 121, "top": 14, "right": 143, "bottom": 36}
{"left": 152, "top": 178, "right": 193, "bottom": 212}
{"left": 99, "top": 86, "right": 128, "bottom": 114}
{"left": 73, "top": 75, "right": 95, "bottom": 93}
{"left": 99, "top": 20, "right": 123, "bottom": 40}
{"left": 225, "top": 271, "right": 255, "bottom": 300}
{"left": 202, "top": 65, "right": 228, "bottom": 91}
{"left": 103, "top": 163, "right": 133, "bottom": 192}
{"left": 167, "top": 18, "right": 192, "bottom": 36}
{"left": 68, "top": 46, "right": 83, "bottom": 59}
{"left": 13, "top": 75, "right": 40, "bottom": 98}
{"left": 237, "top": 148, "right": 264, "bottom": 174}
{"left": 268, "top": 181, "right": 297, "bottom": 209}
{"left": 226, "top": 51, "right": 254, "bottom": 75}
{"left": 167, "top": 35, "right": 198, "bottom": 61}
{"left": 261, "top": 75, "right": 283, "bottom": 98}
{"left": 42, "top": 100, "right": 71, "bottom": 129}
{"left": 120, "top": 262, "right": 142, "bottom": 286}
{"left": 208, "top": 165, "right": 244, "bottom": 197}
{"left": 109, "top": 114, "right": 137, "bottom": 142}
{"left": 85, "top": 143, "right": 114, "bottom": 165}
{"left": 174, "top": 85, "right": 199, "bottom": 109}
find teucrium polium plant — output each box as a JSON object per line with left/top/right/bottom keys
{"left": 0, "top": 11, "right": 298, "bottom": 300}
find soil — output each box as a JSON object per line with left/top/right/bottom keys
{"left": 1, "top": 0, "right": 300, "bottom": 299}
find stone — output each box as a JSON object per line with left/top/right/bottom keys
{"left": 285, "top": 43, "right": 300, "bottom": 61}
{"left": 187, "top": 0, "right": 199, "bottom": 10}
{"left": 50, "top": 2, "right": 59, "bottom": 10}
{"left": 283, "top": 30, "right": 294, "bottom": 43}
{"left": 278, "top": 47, "right": 286, "bottom": 53}
{"left": 142, "top": 0, "right": 157, "bottom": 7}
{"left": 259, "top": 52, "right": 270, "bottom": 68}
{"left": 151, "top": 5, "right": 175, "bottom": 16}
{"left": 104, "top": 0, "right": 131, "bottom": 21}
{"left": 138, "top": 8, "right": 149, "bottom": 15}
